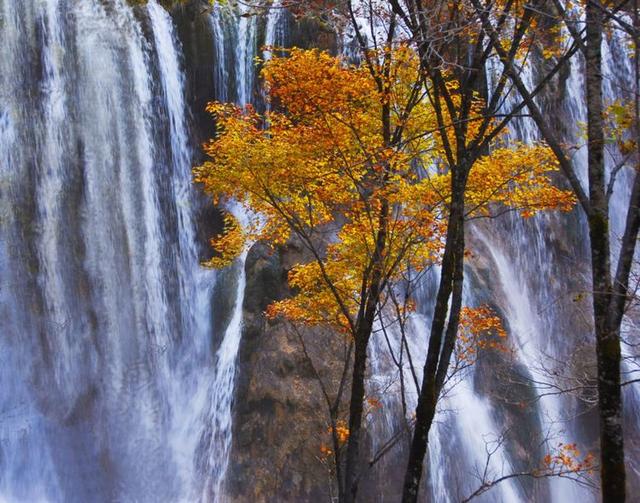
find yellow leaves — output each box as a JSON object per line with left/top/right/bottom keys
{"left": 466, "top": 143, "right": 576, "bottom": 217}
{"left": 619, "top": 139, "right": 637, "bottom": 156}
{"left": 201, "top": 212, "right": 245, "bottom": 269}
{"left": 606, "top": 100, "right": 634, "bottom": 131}
{"left": 541, "top": 46, "right": 560, "bottom": 60}
{"left": 415, "top": 143, "right": 576, "bottom": 219}
{"left": 578, "top": 98, "right": 638, "bottom": 161}
{"left": 195, "top": 48, "right": 576, "bottom": 347}
{"left": 456, "top": 305, "right": 509, "bottom": 363}
{"left": 604, "top": 99, "right": 638, "bottom": 156}
{"left": 537, "top": 23, "right": 569, "bottom": 61}
{"left": 266, "top": 245, "right": 363, "bottom": 333}
{"left": 196, "top": 47, "right": 447, "bottom": 323}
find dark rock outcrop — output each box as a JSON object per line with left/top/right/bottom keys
{"left": 224, "top": 242, "right": 340, "bottom": 502}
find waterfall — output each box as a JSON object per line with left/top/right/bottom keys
{"left": 369, "top": 288, "right": 523, "bottom": 502}
{"left": 263, "top": 0, "right": 288, "bottom": 61}
{"left": 199, "top": 3, "right": 287, "bottom": 496}
{"left": 199, "top": 205, "right": 250, "bottom": 501}
{"left": 1, "top": 0, "right": 637, "bottom": 501}
{"left": 0, "top": 0, "right": 264, "bottom": 500}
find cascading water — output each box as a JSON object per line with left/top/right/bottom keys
{"left": 368, "top": 287, "right": 524, "bottom": 503}
{"left": 0, "top": 0, "right": 284, "bottom": 500}
{"left": 195, "top": 0, "right": 287, "bottom": 497}
{"left": 263, "top": 0, "right": 288, "bottom": 61}
{"left": 458, "top": 24, "right": 638, "bottom": 502}
{"left": 447, "top": 27, "right": 638, "bottom": 503}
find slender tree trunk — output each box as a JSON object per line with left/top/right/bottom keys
{"left": 343, "top": 330, "right": 370, "bottom": 503}
{"left": 343, "top": 199, "right": 389, "bottom": 503}
{"left": 585, "top": 2, "right": 626, "bottom": 500}
{"left": 434, "top": 217, "right": 465, "bottom": 397}
{"left": 401, "top": 170, "right": 466, "bottom": 503}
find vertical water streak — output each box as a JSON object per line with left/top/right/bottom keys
{"left": 263, "top": 0, "right": 287, "bottom": 61}
{"left": 235, "top": 1, "right": 258, "bottom": 106}
{"left": 1, "top": 0, "right": 220, "bottom": 499}
{"left": 36, "top": 0, "right": 68, "bottom": 367}
{"left": 196, "top": 1, "right": 276, "bottom": 498}
{"left": 210, "top": 4, "right": 230, "bottom": 102}
{"left": 148, "top": 3, "right": 216, "bottom": 497}
{"left": 2, "top": 0, "right": 636, "bottom": 501}
{"left": 478, "top": 26, "right": 605, "bottom": 502}
{"left": 473, "top": 228, "right": 594, "bottom": 502}
{"left": 148, "top": 0, "right": 202, "bottom": 342}
{"left": 199, "top": 208, "right": 250, "bottom": 501}
{"left": 197, "top": 0, "right": 293, "bottom": 493}
{"left": 369, "top": 293, "right": 523, "bottom": 502}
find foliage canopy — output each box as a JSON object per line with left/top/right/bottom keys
{"left": 194, "top": 47, "right": 574, "bottom": 333}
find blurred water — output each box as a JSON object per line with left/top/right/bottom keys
{"left": 0, "top": 0, "right": 273, "bottom": 500}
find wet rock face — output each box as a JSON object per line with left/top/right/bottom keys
{"left": 224, "top": 242, "right": 337, "bottom": 502}
{"left": 170, "top": 1, "right": 217, "bottom": 148}
{"left": 160, "top": 3, "right": 345, "bottom": 499}
{"left": 225, "top": 240, "right": 403, "bottom": 502}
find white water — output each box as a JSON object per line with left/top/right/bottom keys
{"left": 199, "top": 205, "right": 250, "bottom": 501}
{"left": 369, "top": 294, "right": 523, "bottom": 502}
{"left": 263, "top": 0, "right": 288, "bottom": 61}
{"left": 195, "top": 0, "right": 290, "bottom": 491}
{"left": 235, "top": 1, "right": 258, "bottom": 106}
{"left": 0, "top": 0, "right": 274, "bottom": 500}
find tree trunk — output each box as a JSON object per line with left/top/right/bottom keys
{"left": 343, "top": 331, "right": 369, "bottom": 503}
{"left": 401, "top": 170, "right": 466, "bottom": 503}
{"left": 343, "top": 199, "right": 389, "bottom": 503}
{"left": 585, "top": 2, "right": 626, "bottom": 500}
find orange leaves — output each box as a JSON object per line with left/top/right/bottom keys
{"left": 319, "top": 444, "right": 333, "bottom": 458}
{"left": 459, "top": 306, "right": 507, "bottom": 338}
{"left": 194, "top": 47, "right": 576, "bottom": 344}
{"left": 333, "top": 421, "right": 350, "bottom": 444}
{"left": 319, "top": 420, "right": 351, "bottom": 459}
{"left": 366, "top": 397, "right": 383, "bottom": 411}
{"left": 456, "top": 305, "right": 508, "bottom": 363}
{"left": 261, "top": 48, "right": 376, "bottom": 123}
{"left": 196, "top": 47, "right": 449, "bottom": 331}
{"left": 541, "top": 443, "right": 596, "bottom": 475}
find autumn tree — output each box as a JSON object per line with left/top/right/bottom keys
{"left": 337, "top": 0, "right": 586, "bottom": 499}
{"left": 196, "top": 45, "right": 443, "bottom": 502}
{"left": 194, "top": 25, "right": 573, "bottom": 500}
